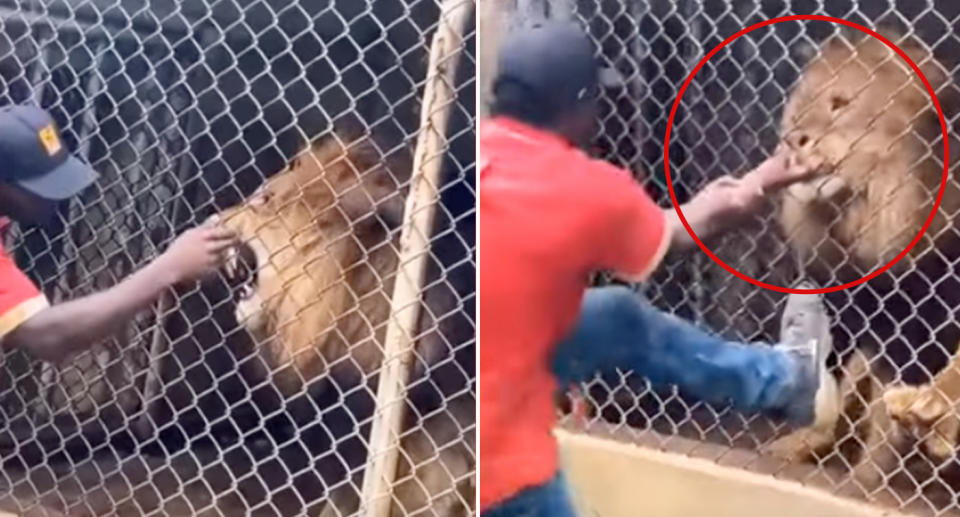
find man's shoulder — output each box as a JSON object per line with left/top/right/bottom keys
{"left": 576, "top": 153, "right": 632, "bottom": 180}
{"left": 560, "top": 152, "right": 642, "bottom": 205}
{"left": 479, "top": 117, "right": 642, "bottom": 201}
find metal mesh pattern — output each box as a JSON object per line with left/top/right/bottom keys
{"left": 522, "top": 0, "right": 960, "bottom": 515}
{"left": 0, "top": 1, "right": 475, "bottom": 515}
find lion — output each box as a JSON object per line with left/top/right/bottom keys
{"left": 765, "top": 28, "right": 960, "bottom": 503}
{"left": 210, "top": 130, "right": 475, "bottom": 516}
{"left": 778, "top": 29, "right": 960, "bottom": 279}
{"left": 212, "top": 132, "right": 406, "bottom": 398}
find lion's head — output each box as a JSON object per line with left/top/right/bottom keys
{"left": 211, "top": 132, "right": 408, "bottom": 389}
{"left": 778, "top": 29, "right": 960, "bottom": 278}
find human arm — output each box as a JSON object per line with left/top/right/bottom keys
{"left": 664, "top": 150, "right": 826, "bottom": 253}
{"left": 1, "top": 225, "right": 237, "bottom": 361}
{"left": 663, "top": 176, "right": 760, "bottom": 253}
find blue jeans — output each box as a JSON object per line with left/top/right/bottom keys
{"left": 483, "top": 286, "right": 808, "bottom": 517}
{"left": 553, "top": 286, "right": 804, "bottom": 417}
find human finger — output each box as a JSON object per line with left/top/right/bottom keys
{"left": 205, "top": 227, "right": 239, "bottom": 243}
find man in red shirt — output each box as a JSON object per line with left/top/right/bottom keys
{"left": 0, "top": 105, "right": 237, "bottom": 361}
{"left": 479, "top": 23, "right": 838, "bottom": 516}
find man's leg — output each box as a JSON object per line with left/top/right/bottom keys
{"left": 481, "top": 473, "right": 579, "bottom": 517}
{"left": 552, "top": 285, "right": 837, "bottom": 427}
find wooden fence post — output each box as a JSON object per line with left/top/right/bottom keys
{"left": 358, "top": 1, "right": 474, "bottom": 516}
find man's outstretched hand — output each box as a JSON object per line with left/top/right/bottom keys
{"left": 744, "top": 147, "right": 829, "bottom": 194}
{"left": 153, "top": 224, "right": 239, "bottom": 285}
{"left": 691, "top": 148, "right": 828, "bottom": 222}
{"left": 681, "top": 175, "right": 764, "bottom": 230}
{"left": 668, "top": 148, "right": 828, "bottom": 251}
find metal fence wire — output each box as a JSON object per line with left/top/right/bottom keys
{"left": 506, "top": 0, "right": 960, "bottom": 516}
{"left": 0, "top": 0, "right": 475, "bottom": 516}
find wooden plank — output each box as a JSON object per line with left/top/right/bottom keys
{"left": 557, "top": 429, "right": 916, "bottom": 517}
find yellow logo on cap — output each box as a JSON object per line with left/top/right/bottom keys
{"left": 38, "top": 125, "right": 62, "bottom": 156}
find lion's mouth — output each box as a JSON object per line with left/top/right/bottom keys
{"left": 788, "top": 174, "right": 851, "bottom": 204}
{"left": 226, "top": 241, "right": 259, "bottom": 302}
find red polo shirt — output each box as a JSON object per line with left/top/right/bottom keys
{"left": 478, "top": 117, "right": 671, "bottom": 511}
{"left": 0, "top": 218, "right": 48, "bottom": 344}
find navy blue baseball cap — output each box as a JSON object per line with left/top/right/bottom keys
{"left": 0, "top": 105, "right": 98, "bottom": 200}
{"left": 493, "top": 22, "right": 601, "bottom": 114}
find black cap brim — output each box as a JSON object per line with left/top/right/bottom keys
{"left": 15, "top": 155, "right": 98, "bottom": 201}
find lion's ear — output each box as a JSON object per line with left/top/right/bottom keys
{"left": 894, "top": 34, "right": 933, "bottom": 69}
{"left": 873, "top": 22, "right": 907, "bottom": 44}
{"left": 820, "top": 34, "right": 851, "bottom": 57}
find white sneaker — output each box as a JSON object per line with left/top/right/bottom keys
{"left": 774, "top": 282, "right": 840, "bottom": 429}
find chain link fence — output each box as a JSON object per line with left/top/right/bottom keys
{"left": 0, "top": 0, "right": 475, "bottom": 515}
{"left": 482, "top": 0, "right": 960, "bottom": 516}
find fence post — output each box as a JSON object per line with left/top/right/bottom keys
{"left": 358, "top": 1, "right": 474, "bottom": 516}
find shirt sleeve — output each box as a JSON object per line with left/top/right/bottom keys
{"left": 591, "top": 163, "right": 672, "bottom": 283}
{"left": 0, "top": 253, "right": 49, "bottom": 342}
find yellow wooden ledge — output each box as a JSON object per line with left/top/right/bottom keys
{"left": 556, "top": 429, "right": 912, "bottom": 517}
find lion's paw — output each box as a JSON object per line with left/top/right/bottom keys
{"left": 883, "top": 384, "right": 958, "bottom": 460}
{"left": 883, "top": 385, "right": 949, "bottom": 426}
{"left": 762, "top": 428, "right": 835, "bottom": 463}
